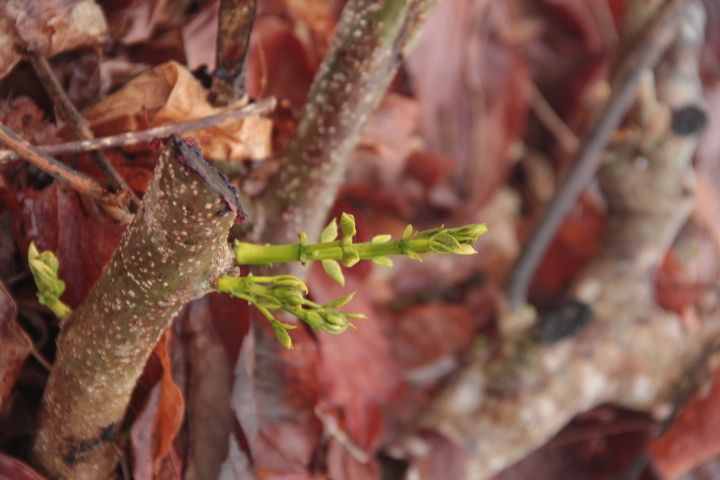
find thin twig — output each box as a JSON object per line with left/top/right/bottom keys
{"left": 211, "top": 0, "right": 257, "bottom": 105}
{"left": 529, "top": 82, "right": 579, "bottom": 154}
{"left": 0, "top": 98, "right": 276, "bottom": 163}
{"left": 507, "top": 0, "right": 690, "bottom": 309}
{"left": 29, "top": 54, "right": 140, "bottom": 208}
{"left": 0, "top": 123, "right": 117, "bottom": 206}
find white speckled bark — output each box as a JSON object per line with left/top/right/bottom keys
{"left": 33, "top": 137, "right": 240, "bottom": 479}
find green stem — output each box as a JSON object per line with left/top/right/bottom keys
{"left": 233, "top": 238, "right": 434, "bottom": 265}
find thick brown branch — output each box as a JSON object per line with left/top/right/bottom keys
{"left": 32, "top": 137, "right": 241, "bottom": 479}
{"left": 417, "top": 2, "right": 711, "bottom": 478}
{"left": 256, "top": 0, "right": 435, "bottom": 245}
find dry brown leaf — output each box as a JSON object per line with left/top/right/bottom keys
{"left": 0, "top": 0, "right": 108, "bottom": 80}
{"left": 83, "top": 61, "right": 272, "bottom": 162}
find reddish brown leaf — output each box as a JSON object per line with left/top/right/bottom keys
{"left": 542, "top": 0, "right": 619, "bottom": 52}
{"left": 153, "top": 330, "right": 184, "bottom": 471}
{"left": 655, "top": 251, "right": 706, "bottom": 316}
{"left": 326, "top": 439, "right": 379, "bottom": 480}
{"left": 130, "top": 330, "right": 184, "bottom": 479}
{"left": 406, "top": 0, "right": 530, "bottom": 208}
{"left": 0, "top": 453, "right": 46, "bottom": 480}
{"left": 530, "top": 195, "right": 606, "bottom": 302}
{"left": 308, "top": 265, "right": 401, "bottom": 455}
{"left": 649, "top": 368, "right": 720, "bottom": 478}
{"left": 246, "top": 17, "right": 316, "bottom": 109}
{"left": 9, "top": 184, "right": 125, "bottom": 307}
{"left": 0, "top": 282, "right": 32, "bottom": 413}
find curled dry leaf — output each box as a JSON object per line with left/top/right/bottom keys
{"left": 0, "top": 0, "right": 108, "bottom": 80}
{"left": 0, "top": 282, "right": 32, "bottom": 413}
{"left": 83, "top": 61, "right": 272, "bottom": 163}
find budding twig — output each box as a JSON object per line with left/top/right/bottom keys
{"left": 219, "top": 212, "right": 487, "bottom": 347}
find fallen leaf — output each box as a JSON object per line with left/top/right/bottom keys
{"left": 649, "top": 368, "right": 720, "bottom": 479}
{"left": 406, "top": 0, "right": 530, "bottom": 208}
{"left": 9, "top": 184, "right": 125, "bottom": 307}
{"left": 530, "top": 194, "right": 606, "bottom": 303}
{"left": 0, "top": 282, "right": 32, "bottom": 413}
{"left": 246, "top": 17, "right": 316, "bottom": 110}
{"left": 152, "top": 330, "right": 184, "bottom": 473}
{"left": 83, "top": 61, "right": 272, "bottom": 163}
{"left": 308, "top": 264, "right": 401, "bottom": 457}
{"left": 129, "top": 330, "right": 184, "bottom": 479}
{"left": 0, "top": 0, "right": 108, "bottom": 80}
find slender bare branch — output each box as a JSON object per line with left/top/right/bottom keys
{"left": 0, "top": 98, "right": 276, "bottom": 164}
{"left": 29, "top": 53, "right": 140, "bottom": 208}
{"left": 0, "top": 123, "right": 132, "bottom": 224}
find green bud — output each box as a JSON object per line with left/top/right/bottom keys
{"left": 272, "top": 275, "right": 308, "bottom": 294}
{"left": 371, "top": 234, "right": 392, "bottom": 244}
{"left": 340, "top": 212, "right": 357, "bottom": 240}
{"left": 342, "top": 247, "right": 360, "bottom": 267}
{"left": 402, "top": 224, "right": 414, "bottom": 240}
{"left": 406, "top": 250, "right": 423, "bottom": 262}
{"left": 325, "top": 292, "right": 355, "bottom": 309}
{"left": 372, "top": 256, "right": 393, "bottom": 268}
{"left": 320, "top": 218, "right": 338, "bottom": 243}
{"left": 28, "top": 242, "right": 70, "bottom": 320}
{"left": 270, "top": 320, "right": 293, "bottom": 349}
{"left": 321, "top": 260, "right": 345, "bottom": 286}
{"left": 302, "top": 310, "right": 324, "bottom": 330}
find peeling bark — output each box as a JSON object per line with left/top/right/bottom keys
{"left": 416, "top": 2, "right": 716, "bottom": 478}
{"left": 32, "top": 137, "right": 242, "bottom": 479}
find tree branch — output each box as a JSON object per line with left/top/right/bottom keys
{"left": 0, "top": 98, "right": 275, "bottom": 164}
{"left": 507, "top": 0, "right": 691, "bottom": 309}
{"left": 0, "top": 123, "right": 132, "bottom": 222}
{"left": 32, "top": 137, "right": 242, "bottom": 479}
{"left": 29, "top": 53, "right": 140, "bottom": 209}
{"left": 256, "top": 0, "right": 436, "bottom": 245}
{"left": 210, "top": 0, "right": 257, "bottom": 105}
{"left": 417, "top": 2, "right": 712, "bottom": 478}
